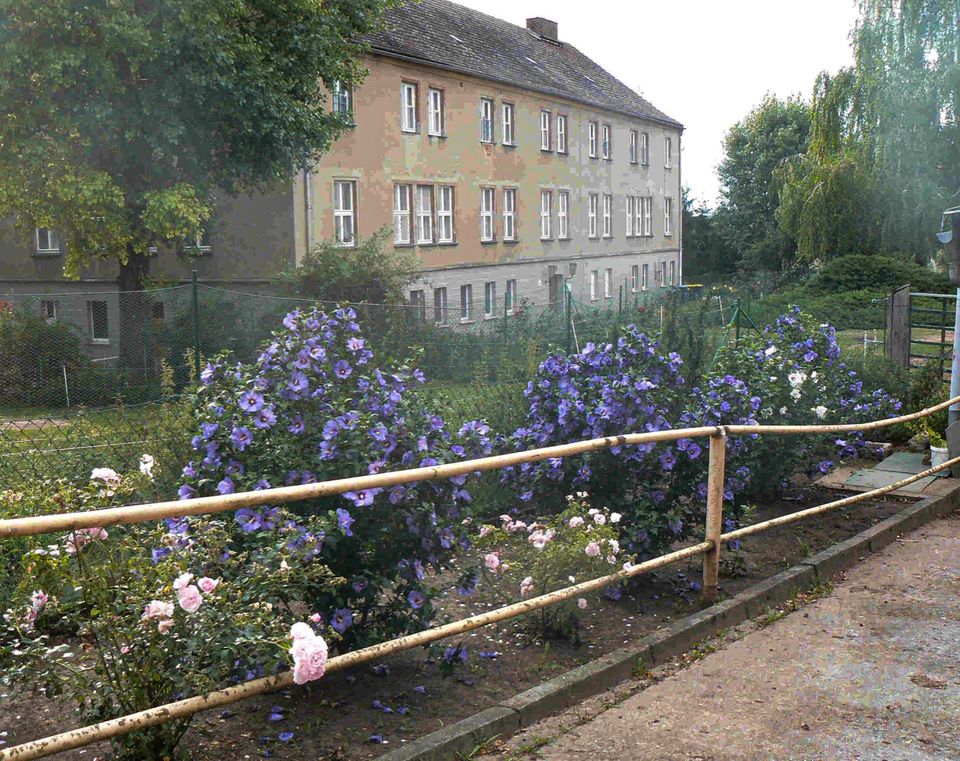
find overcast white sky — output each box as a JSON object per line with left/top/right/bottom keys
{"left": 457, "top": 0, "right": 860, "bottom": 206}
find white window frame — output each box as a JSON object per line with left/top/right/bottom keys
{"left": 480, "top": 187, "right": 495, "bottom": 241}
{"left": 640, "top": 132, "right": 650, "bottom": 165}
{"left": 642, "top": 262, "right": 649, "bottom": 290}
{"left": 589, "top": 270, "right": 598, "bottom": 301}
{"left": 484, "top": 281, "right": 497, "bottom": 318}
{"left": 588, "top": 122, "right": 598, "bottom": 157}
{"left": 540, "top": 110, "right": 551, "bottom": 151}
{"left": 481, "top": 98, "right": 494, "bottom": 143}
{"left": 436, "top": 186, "right": 454, "bottom": 243}
{"left": 333, "top": 81, "right": 352, "bottom": 119}
{"left": 401, "top": 82, "right": 418, "bottom": 133}
{"left": 629, "top": 130, "right": 638, "bottom": 164}
{"left": 557, "top": 114, "right": 567, "bottom": 153}
{"left": 333, "top": 180, "right": 356, "bottom": 247}
{"left": 557, "top": 191, "right": 569, "bottom": 239}
{"left": 664, "top": 197, "right": 674, "bottom": 236}
{"left": 460, "top": 284, "right": 473, "bottom": 321}
{"left": 393, "top": 184, "right": 412, "bottom": 245}
{"left": 631, "top": 264, "right": 639, "bottom": 292}
{"left": 409, "top": 289, "right": 427, "bottom": 321}
{"left": 601, "top": 124, "right": 611, "bottom": 160}
{"left": 434, "top": 287, "right": 448, "bottom": 324}
{"left": 669, "top": 260, "right": 676, "bottom": 286}
{"left": 540, "top": 190, "right": 553, "bottom": 240}
{"left": 415, "top": 185, "right": 434, "bottom": 244}
{"left": 626, "top": 197, "right": 635, "bottom": 237}
{"left": 602, "top": 194, "right": 612, "bottom": 238}
{"left": 665, "top": 136, "right": 673, "bottom": 168}
{"left": 41, "top": 299, "right": 58, "bottom": 322}
{"left": 87, "top": 300, "right": 109, "bottom": 345}
{"left": 634, "top": 196, "right": 643, "bottom": 237}
{"left": 588, "top": 193, "right": 599, "bottom": 238}
{"left": 503, "top": 188, "right": 517, "bottom": 241}
{"left": 644, "top": 196, "right": 653, "bottom": 237}
{"left": 505, "top": 278, "right": 517, "bottom": 313}
{"left": 604, "top": 268, "right": 613, "bottom": 298}
{"left": 428, "top": 88, "right": 444, "bottom": 136}
{"left": 502, "top": 102, "right": 515, "bottom": 145}
{"left": 35, "top": 227, "right": 60, "bottom": 254}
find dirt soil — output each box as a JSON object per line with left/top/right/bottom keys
{"left": 0, "top": 487, "right": 916, "bottom": 761}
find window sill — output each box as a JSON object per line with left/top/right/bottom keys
{"left": 502, "top": 142, "right": 517, "bottom": 149}
{"left": 503, "top": 238, "right": 519, "bottom": 245}
{"left": 540, "top": 148, "right": 553, "bottom": 153}
{"left": 484, "top": 314, "right": 498, "bottom": 321}
{"left": 460, "top": 318, "right": 475, "bottom": 324}
{"left": 394, "top": 242, "right": 415, "bottom": 248}
{"left": 480, "top": 139, "right": 495, "bottom": 146}
{"left": 428, "top": 132, "right": 446, "bottom": 139}
{"left": 401, "top": 128, "right": 418, "bottom": 135}
{"left": 480, "top": 239, "right": 498, "bottom": 245}
{"left": 437, "top": 240, "right": 458, "bottom": 246}
{"left": 90, "top": 339, "right": 110, "bottom": 346}
{"left": 32, "top": 251, "right": 61, "bottom": 257}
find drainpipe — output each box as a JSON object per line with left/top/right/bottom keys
{"left": 303, "top": 168, "right": 313, "bottom": 256}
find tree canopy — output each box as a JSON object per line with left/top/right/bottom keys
{"left": 0, "top": 0, "right": 391, "bottom": 284}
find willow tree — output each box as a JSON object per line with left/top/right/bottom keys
{"left": 0, "top": 0, "right": 390, "bottom": 369}
{"left": 779, "top": 0, "right": 960, "bottom": 264}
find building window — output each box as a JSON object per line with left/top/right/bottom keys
{"left": 393, "top": 184, "right": 412, "bottom": 245}
{"left": 540, "top": 110, "right": 551, "bottom": 151}
{"left": 416, "top": 185, "right": 434, "bottom": 244}
{"left": 540, "top": 190, "right": 552, "bottom": 240}
{"left": 480, "top": 98, "right": 494, "bottom": 143}
{"left": 664, "top": 197, "right": 674, "bottom": 236}
{"left": 502, "top": 102, "right": 515, "bottom": 145}
{"left": 401, "top": 82, "right": 418, "bottom": 132}
{"left": 557, "top": 191, "right": 569, "bottom": 239}
{"left": 484, "top": 281, "right": 497, "bottom": 317}
{"left": 631, "top": 264, "right": 639, "bottom": 292}
{"left": 588, "top": 193, "right": 599, "bottom": 238}
{"left": 602, "top": 194, "right": 612, "bottom": 238}
{"left": 503, "top": 188, "right": 516, "bottom": 241}
{"left": 437, "top": 186, "right": 454, "bottom": 243}
{"left": 460, "top": 284, "right": 473, "bottom": 321}
{"left": 629, "top": 130, "right": 638, "bottom": 164}
{"left": 186, "top": 228, "right": 212, "bottom": 255}
{"left": 505, "top": 279, "right": 517, "bottom": 312}
{"left": 409, "top": 289, "right": 427, "bottom": 321}
{"left": 332, "top": 81, "right": 353, "bottom": 120}
{"left": 588, "top": 122, "right": 598, "bottom": 157}
{"left": 601, "top": 124, "right": 611, "bottom": 159}
{"left": 604, "top": 268, "right": 613, "bottom": 298}
{"left": 642, "top": 263, "right": 649, "bottom": 290}
{"left": 665, "top": 136, "right": 673, "bottom": 168}
{"left": 557, "top": 114, "right": 567, "bottom": 154}
{"left": 643, "top": 196, "right": 653, "bottom": 236}
{"left": 333, "top": 180, "right": 356, "bottom": 247}
{"left": 41, "top": 300, "right": 58, "bottom": 322}
{"left": 428, "top": 88, "right": 444, "bottom": 136}
{"left": 35, "top": 227, "right": 60, "bottom": 254}
{"left": 634, "top": 196, "right": 643, "bottom": 237}
{"left": 589, "top": 270, "right": 598, "bottom": 300}
{"left": 480, "top": 187, "right": 495, "bottom": 241}
{"left": 87, "top": 300, "right": 109, "bottom": 344}
{"left": 640, "top": 132, "right": 650, "bottom": 165}
{"left": 669, "top": 260, "right": 676, "bottom": 285}
{"left": 434, "top": 287, "right": 448, "bottom": 324}
{"left": 626, "top": 197, "right": 635, "bottom": 237}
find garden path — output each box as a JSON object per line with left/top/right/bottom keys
{"left": 507, "top": 516, "right": 960, "bottom": 760}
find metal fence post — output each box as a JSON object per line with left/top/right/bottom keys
{"left": 702, "top": 429, "right": 727, "bottom": 605}
{"left": 191, "top": 270, "right": 201, "bottom": 382}
{"left": 565, "top": 289, "right": 572, "bottom": 354}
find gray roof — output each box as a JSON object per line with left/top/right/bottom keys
{"left": 363, "top": 0, "right": 682, "bottom": 129}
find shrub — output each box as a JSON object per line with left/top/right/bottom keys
{"left": 178, "top": 306, "right": 494, "bottom": 648}
{"left": 3, "top": 467, "right": 338, "bottom": 760}
{"left": 814, "top": 254, "right": 952, "bottom": 295}
{"left": 474, "top": 494, "right": 626, "bottom": 641}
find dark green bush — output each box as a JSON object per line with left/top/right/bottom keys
{"left": 814, "top": 254, "right": 952, "bottom": 294}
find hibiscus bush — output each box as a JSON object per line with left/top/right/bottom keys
{"left": 474, "top": 494, "right": 626, "bottom": 641}
{"left": 178, "top": 306, "right": 493, "bottom": 648}
{"left": 2, "top": 466, "right": 338, "bottom": 760}
{"left": 503, "top": 327, "right": 759, "bottom": 559}
{"left": 714, "top": 306, "right": 901, "bottom": 494}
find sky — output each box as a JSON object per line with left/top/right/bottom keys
{"left": 456, "top": 0, "right": 861, "bottom": 206}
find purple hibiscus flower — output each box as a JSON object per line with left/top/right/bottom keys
{"left": 331, "top": 608, "right": 354, "bottom": 634}
{"left": 231, "top": 425, "right": 253, "bottom": 451}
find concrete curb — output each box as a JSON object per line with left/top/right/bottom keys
{"left": 378, "top": 485, "right": 960, "bottom": 761}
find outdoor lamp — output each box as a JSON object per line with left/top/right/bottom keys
{"left": 938, "top": 207, "right": 960, "bottom": 285}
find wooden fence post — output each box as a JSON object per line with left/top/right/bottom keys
{"left": 702, "top": 429, "right": 727, "bottom": 605}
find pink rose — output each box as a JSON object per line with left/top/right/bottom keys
{"left": 157, "top": 618, "right": 174, "bottom": 634}
{"left": 568, "top": 516, "right": 585, "bottom": 528}
{"left": 289, "top": 622, "right": 315, "bottom": 641}
{"left": 519, "top": 576, "right": 534, "bottom": 597}
{"left": 141, "top": 600, "right": 174, "bottom": 621}
{"left": 290, "top": 628, "right": 328, "bottom": 685}
{"left": 197, "top": 576, "right": 220, "bottom": 594}
{"left": 479, "top": 525, "right": 494, "bottom": 538}
{"left": 177, "top": 584, "right": 202, "bottom": 613}
{"left": 309, "top": 612, "right": 323, "bottom": 624}
{"left": 30, "top": 590, "right": 48, "bottom": 610}
{"left": 584, "top": 542, "right": 601, "bottom": 557}
{"left": 173, "top": 572, "right": 194, "bottom": 591}
{"left": 483, "top": 552, "right": 500, "bottom": 571}
{"left": 577, "top": 598, "right": 588, "bottom": 610}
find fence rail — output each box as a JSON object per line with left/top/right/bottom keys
{"left": 3, "top": 394, "right": 959, "bottom": 761}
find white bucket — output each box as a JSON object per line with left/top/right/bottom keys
{"left": 930, "top": 445, "right": 950, "bottom": 469}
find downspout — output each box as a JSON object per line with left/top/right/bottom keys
{"left": 303, "top": 168, "right": 313, "bottom": 256}
{"left": 677, "top": 128, "right": 683, "bottom": 286}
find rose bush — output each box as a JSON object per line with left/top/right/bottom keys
{"left": 177, "top": 306, "right": 493, "bottom": 647}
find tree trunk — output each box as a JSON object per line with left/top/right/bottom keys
{"left": 116, "top": 246, "right": 152, "bottom": 400}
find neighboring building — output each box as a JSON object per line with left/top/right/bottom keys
{"left": 0, "top": 0, "right": 682, "bottom": 351}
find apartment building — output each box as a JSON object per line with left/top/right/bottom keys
{"left": 0, "top": 0, "right": 682, "bottom": 350}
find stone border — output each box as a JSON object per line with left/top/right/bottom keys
{"left": 379, "top": 486, "right": 960, "bottom": 761}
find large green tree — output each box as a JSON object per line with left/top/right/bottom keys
{"left": 680, "top": 190, "right": 737, "bottom": 279}
{"left": 717, "top": 94, "right": 811, "bottom": 272}
{"left": 0, "top": 0, "right": 390, "bottom": 366}
{"left": 779, "top": 0, "right": 960, "bottom": 265}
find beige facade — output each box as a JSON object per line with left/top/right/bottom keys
{"left": 298, "top": 53, "right": 682, "bottom": 313}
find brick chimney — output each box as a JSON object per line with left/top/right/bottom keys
{"left": 526, "top": 17, "right": 558, "bottom": 42}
